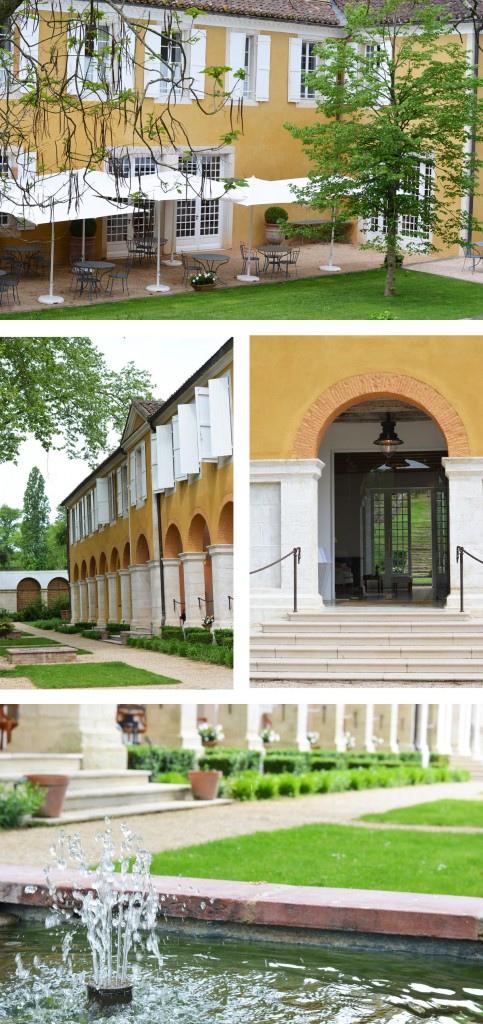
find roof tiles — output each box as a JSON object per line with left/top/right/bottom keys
{"left": 129, "top": 0, "right": 339, "bottom": 27}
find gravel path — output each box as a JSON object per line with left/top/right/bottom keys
{"left": 0, "top": 624, "right": 232, "bottom": 690}
{"left": 0, "top": 780, "right": 480, "bottom": 868}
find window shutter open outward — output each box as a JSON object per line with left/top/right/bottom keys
{"left": 178, "top": 403, "right": 200, "bottom": 476}
{"left": 227, "top": 31, "right": 246, "bottom": 101}
{"left": 18, "top": 13, "right": 39, "bottom": 86}
{"left": 172, "top": 415, "right": 187, "bottom": 481}
{"left": 67, "top": 19, "right": 84, "bottom": 93}
{"left": 255, "top": 35, "right": 271, "bottom": 102}
{"left": 119, "top": 26, "right": 135, "bottom": 92}
{"left": 140, "top": 441, "right": 147, "bottom": 500}
{"left": 208, "top": 376, "right": 233, "bottom": 458}
{"left": 190, "top": 28, "right": 207, "bottom": 97}
{"left": 96, "top": 478, "right": 110, "bottom": 526}
{"left": 195, "top": 386, "right": 215, "bottom": 461}
{"left": 288, "top": 37, "right": 303, "bottom": 102}
{"left": 130, "top": 451, "right": 137, "bottom": 504}
{"left": 150, "top": 432, "right": 158, "bottom": 493}
{"left": 117, "top": 468, "right": 123, "bottom": 516}
{"left": 144, "top": 26, "right": 160, "bottom": 98}
{"left": 155, "top": 424, "right": 175, "bottom": 491}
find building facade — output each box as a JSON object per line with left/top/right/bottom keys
{"left": 0, "top": 570, "right": 69, "bottom": 614}
{"left": 63, "top": 340, "right": 233, "bottom": 632}
{"left": 1, "top": 1, "right": 482, "bottom": 261}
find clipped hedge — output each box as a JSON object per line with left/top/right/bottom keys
{"left": 263, "top": 752, "right": 310, "bottom": 775}
{"left": 213, "top": 629, "right": 234, "bottom": 649}
{"left": 126, "top": 635, "right": 233, "bottom": 668}
{"left": 81, "top": 629, "right": 102, "bottom": 640}
{"left": 225, "top": 764, "right": 470, "bottom": 801}
{"left": 106, "top": 623, "right": 130, "bottom": 634}
{"left": 56, "top": 624, "right": 82, "bottom": 635}
{"left": 128, "top": 744, "right": 196, "bottom": 777}
{"left": 198, "top": 747, "right": 262, "bottom": 776}
{"left": 184, "top": 627, "right": 214, "bottom": 646}
{"left": 161, "top": 625, "right": 184, "bottom": 642}
{"left": 26, "top": 618, "right": 64, "bottom": 630}
{"left": 74, "top": 621, "right": 96, "bottom": 630}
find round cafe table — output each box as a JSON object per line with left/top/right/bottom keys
{"left": 192, "top": 252, "right": 230, "bottom": 273}
{"left": 257, "top": 245, "right": 291, "bottom": 276}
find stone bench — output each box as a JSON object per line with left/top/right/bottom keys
{"left": 6, "top": 646, "right": 77, "bottom": 665}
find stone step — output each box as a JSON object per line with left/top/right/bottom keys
{"left": 253, "top": 631, "right": 483, "bottom": 647}
{"left": 64, "top": 782, "right": 190, "bottom": 811}
{"left": 251, "top": 643, "right": 483, "bottom": 660}
{"left": 251, "top": 669, "right": 483, "bottom": 682}
{"left": 0, "top": 753, "right": 83, "bottom": 776}
{"left": 30, "top": 798, "right": 232, "bottom": 826}
{"left": 66, "top": 770, "right": 153, "bottom": 791}
{"left": 250, "top": 656, "right": 483, "bottom": 679}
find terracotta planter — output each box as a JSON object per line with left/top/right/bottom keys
{"left": 120, "top": 631, "right": 130, "bottom": 645}
{"left": 191, "top": 283, "right": 216, "bottom": 292}
{"left": 70, "top": 236, "right": 95, "bottom": 259}
{"left": 201, "top": 740, "right": 218, "bottom": 749}
{"left": 187, "top": 770, "right": 221, "bottom": 801}
{"left": 26, "top": 773, "right": 70, "bottom": 818}
{"left": 60, "top": 610, "right": 70, "bottom": 621}
{"left": 264, "top": 224, "right": 285, "bottom": 244}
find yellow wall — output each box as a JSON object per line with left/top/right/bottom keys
{"left": 251, "top": 335, "right": 483, "bottom": 459}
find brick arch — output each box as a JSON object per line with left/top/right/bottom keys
{"left": 73, "top": 563, "right": 79, "bottom": 582}
{"left": 99, "top": 552, "right": 107, "bottom": 575}
{"left": 164, "top": 523, "right": 183, "bottom": 558}
{"left": 89, "top": 556, "right": 97, "bottom": 578}
{"left": 135, "top": 534, "right": 150, "bottom": 565}
{"left": 216, "top": 499, "right": 233, "bottom": 544}
{"left": 110, "top": 547, "right": 120, "bottom": 572}
{"left": 292, "top": 372, "right": 471, "bottom": 458}
{"left": 187, "top": 512, "right": 211, "bottom": 552}
{"left": 122, "top": 542, "right": 130, "bottom": 569}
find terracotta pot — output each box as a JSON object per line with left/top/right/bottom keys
{"left": 187, "top": 770, "right": 221, "bottom": 801}
{"left": 60, "top": 610, "right": 70, "bottom": 621}
{"left": 26, "top": 773, "right": 70, "bottom": 818}
{"left": 264, "top": 224, "right": 285, "bottom": 244}
{"left": 191, "top": 283, "right": 216, "bottom": 292}
{"left": 70, "top": 236, "right": 95, "bottom": 259}
{"left": 120, "top": 631, "right": 130, "bottom": 645}
{"left": 201, "top": 740, "right": 218, "bottom": 748}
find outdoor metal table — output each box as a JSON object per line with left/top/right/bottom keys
{"left": 5, "top": 244, "right": 42, "bottom": 274}
{"left": 192, "top": 252, "right": 230, "bottom": 273}
{"left": 76, "top": 260, "right": 115, "bottom": 295}
{"left": 465, "top": 242, "right": 483, "bottom": 272}
{"left": 257, "top": 245, "right": 291, "bottom": 276}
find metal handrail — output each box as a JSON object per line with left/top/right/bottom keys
{"left": 228, "top": 595, "right": 234, "bottom": 609}
{"left": 197, "top": 596, "right": 214, "bottom": 610}
{"left": 173, "top": 599, "right": 185, "bottom": 612}
{"left": 456, "top": 545, "right": 483, "bottom": 612}
{"left": 250, "top": 547, "right": 301, "bottom": 613}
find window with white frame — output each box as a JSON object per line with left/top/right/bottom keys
{"left": 301, "top": 41, "right": 316, "bottom": 98}
{"left": 117, "top": 462, "right": 129, "bottom": 515}
{"left": 130, "top": 443, "right": 147, "bottom": 504}
{"left": 85, "top": 492, "right": 94, "bottom": 535}
{"left": 227, "top": 31, "right": 270, "bottom": 103}
{"left": 68, "top": 18, "right": 134, "bottom": 94}
{"left": 144, "top": 25, "right": 206, "bottom": 101}
{"left": 288, "top": 37, "right": 318, "bottom": 102}
{"left": 0, "top": 24, "right": 12, "bottom": 88}
{"left": 85, "top": 22, "right": 111, "bottom": 83}
{"left": 160, "top": 31, "right": 183, "bottom": 96}
{"left": 368, "top": 159, "right": 433, "bottom": 241}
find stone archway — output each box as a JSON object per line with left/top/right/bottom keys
{"left": 17, "top": 577, "right": 41, "bottom": 611}
{"left": 292, "top": 372, "right": 470, "bottom": 459}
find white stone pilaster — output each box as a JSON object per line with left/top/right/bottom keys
{"left": 457, "top": 703, "right": 472, "bottom": 755}
{"left": 180, "top": 704, "right": 203, "bottom": 753}
{"left": 436, "top": 705, "right": 451, "bottom": 754}
{"left": 78, "top": 704, "right": 127, "bottom": 769}
{"left": 79, "top": 580, "right": 88, "bottom": 620}
{"left": 119, "top": 569, "right": 132, "bottom": 624}
{"left": 70, "top": 581, "right": 80, "bottom": 623}
{"left": 364, "top": 704, "right": 375, "bottom": 752}
{"left": 471, "top": 704, "right": 482, "bottom": 760}
{"left": 207, "top": 544, "right": 233, "bottom": 628}
{"left": 296, "top": 704, "right": 310, "bottom": 751}
{"left": 443, "top": 458, "right": 483, "bottom": 612}
{"left": 129, "top": 564, "right": 152, "bottom": 630}
{"left": 246, "top": 704, "right": 264, "bottom": 751}
{"left": 389, "top": 704, "right": 399, "bottom": 753}
{"left": 250, "top": 459, "right": 324, "bottom": 623}
{"left": 180, "top": 551, "right": 206, "bottom": 627}
{"left": 95, "top": 575, "right": 107, "bottom": 627}
{"left": 162, "top": 557, "right": 182, "bottom": 625}
{"left": 11, "top": 705, "right": 127, "bottom": 770}
{"left": 418, "top": 704, "right": 430, "bottom": 767}
{"left": 106, "top": 572, "right": 118, "bottom": 624}
{"left": 334, "top": 703, "right": 345, "bottom": 752}
{"left": 87, "top": 577, "right": 97, "bottom": 622}
{"left": 148, "top": 559, "right": 162, "bottom": 633}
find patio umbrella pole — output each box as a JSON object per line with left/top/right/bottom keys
{"left": 237, "top": 207, "right": 259, "bottom": 283}
{"left": 38, "top": 199, "right": 64, "bottom": 304}
{"left": 146, "top": 200, "right": 170, "bottom": 293}
{"left": 320, "top": 203, "right": 341, "bottom": 273}
{"left": 162, "top": 202, "right": 182, "bottom": 266}
{"left": 82, "top": 218, "right": 86, "bottom": 260}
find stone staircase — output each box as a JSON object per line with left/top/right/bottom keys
{"left": 0, "top": 757, "right": 229, "bottom": 824}
{"left": 250, "top": 607, "right": 483, "bottom": 683}
{"left": 449, "top": 755, "right": 483, "bottom": 781}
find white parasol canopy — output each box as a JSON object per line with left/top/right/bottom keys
{"left": 221, "top": 176, "right": 310, "bottom": 282}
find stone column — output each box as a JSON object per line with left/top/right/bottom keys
{"left": 10, "top": 705, "right": 127, "bottom": 769}
{"left": 119, "top": 569, "right": 132, "bottom": 624}
{"left": 443, "top": 458, "right": 483, "bottom": 612}
{"left": 471, "top": 704, "right": 482, "bottom": 760}
{"left": 106, "top": 572, "right": 118, "bottom": 624}
{"left": 436, "top": 705, "right": 452, "bottom": 754}
{"left": 70, "top": 581, "right": 80, "bottom": 623}
{"left": 389, "top": 704, "right": 399, "bottom": 753}
{"left": 364, "top": 704, "right": 375, "bottom": 752}
{"left": 180, "top": 551, "right": 206, "bottom": 627}
{"left": 246, "top": 704, "right": 264, "bottom": 751}
{"left": 446, "top": 703, "right": 454, "bottom": 753}
{"left": 162, "top": 557, "right": 182, "bottom": 625}
{"left": 457, "top": 704, "right": 472, "bottom": 755}
{"left": 79, "top": 580, "right": 88, "bottom": 620}
{"left": 418, "top": 704, "right": 430, "bottom": 766}
{"left": 207, "top": 544, "right": 233, "bottom": 628}
{"left": 86, "top": 577, "right": 97, "bottom": 622}
{"left": 295, "top": 704, "right": 310, "bottom": 751}
{"left": 334, "top": 703, "right": 345, "bottom": 752}
{"left": 95, "top": 575, "right": 107, "bottom": 627}
{"left": 180, "top": 704, "right": 203, "bottom": 754}
{"left": 130, "top": 564, "right": 152, "bottom": 630}
{"left": 250, "top": 459, "right": 324, "bottom": 623}
{"left": 148, "top": 560, "right": 162, "bottom": 634}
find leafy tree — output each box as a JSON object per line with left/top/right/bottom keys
{"left": 45, "top": 506, "right": 68, "bottom": 570}
{"left": 285, "top": 0, "right": 483, "bottom": 297}
{"left": 0, "top": 505, "right": 21, "bottom": 568}
{"left": 0, "top": 336, "right": 154, "bottom": 465}
{"left": 20, "top": 468, "right": 50, "bottom": 569}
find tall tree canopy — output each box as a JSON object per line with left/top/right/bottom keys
{"left": 285, "top": 0, "right": 483, "bottom": 296}
{"left": 0, "top": 505, "right": 21, "bottom": 569}
{"left": 20, "top": 468, "right": 50, "bottom": 569}
{"left": 45, "top": 506, "right": 68, "bottom": 570}
{"left": 0, "top": 336, "right": 154, "bottom": 465}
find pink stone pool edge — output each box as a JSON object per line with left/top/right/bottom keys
{"left": 1, "top": 864, "right": 483, "bottom": 950}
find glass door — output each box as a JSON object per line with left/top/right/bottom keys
{"left": 176, "top": 154, "right": 222, "bottom": 250}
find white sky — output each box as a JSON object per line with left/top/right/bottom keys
{"left": 0, "top": 326, "right": 231, "bottom": 516}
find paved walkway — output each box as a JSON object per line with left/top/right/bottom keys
{"left": 0, "top": 624, "right": 232, "bottom": 690}
{"left": 407, "top": 254, "right": 483, "bottom": 284}
{"left": 0, "top": 780, "right": 480, "bottom": 868}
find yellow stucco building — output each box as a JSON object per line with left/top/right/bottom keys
{"left": 64, "top": 339, "right": 233, "bottom": 632}
{"left": 2, "top": 1, "right": 481, "bottom": 261}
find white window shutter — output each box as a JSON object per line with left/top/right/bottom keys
{"left": 208, "top": 376, "right": 233, "bottom": 458}
{"left": 172, "top": 415, "right": 186, "bottom": 481}
{"left": 117, "top": 468, "right": 123, "bottom": 515}
{"left": 195, "top": 387, "right": 213, "bottom": 460}
{"left": 190, "top": 28, "right": 206, "bottom": 97}
{"left": 156, "top": 424, "right": 175, "bottom": 490}
{"left": 18, "top": 14, "right": 39, "bottom": 85}
{"left": 150, "top": 432, "right": 158, "bottom": 492}
{"left": 140, "top": 442, "right": 147, "bottom": 499}
{"left": 120, "top": 26, "right": 135, "bottom": 92}
{"left": 93, "top": 490, "right": 99, "bottom": 532}
{"left": 67, "top": 19, "right": 84, "bottom": 93}
{"left": 17, "top": 151, "right": 36, "bottom": 186}
{"left": 69, "top": 508, "right": 74, "bottom": 545}
{"left": 288, "top": 37, "right": 302, "bottom": 101}
{"left": 96, "top": 478, "right": 110, "bottom": 525}
{"left": 255, "top": 35, "right": 270, "bottom": 102}
{"left": 130, "top": 451, "right": 137, "bottom": 504}
{"left": 379, "top": 38, "right": 392, "bottom": 105}
{"left": 144, "top": 27, "right": 160, "bottom": 97}
{"left": 178, "top": 403, "right": 200, "bottom": 475}
{"left": 227, "top": 31, "right": 246, "bottom": 101}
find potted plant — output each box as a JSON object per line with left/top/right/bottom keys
{"left": 307, "top": 731, "right": 320, "bottom": 748}
{"left": 198, "top": 722, "right": 224, "bottom": 748}
{"left": 25, "top": 773, "right": 70, "bottom": 818}
{"left": 264, "top": 206, "right": 289, "bottom": 244}
{"left": 187, "top": 768, "right": 222, "bottom": 801}
{"left": 202, "top": 614, "right": 214, "bottom": 630}
{"left": 69, "top": 218, "right": 97, "bottom": 259}
{"left": 190, "top": 270, "right": 217, "bottom": 292}
{"left": 260, "top": 726, "right": 280, "bottom": 747}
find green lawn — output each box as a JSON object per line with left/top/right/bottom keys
{"left": 0, "top": 660, "right": 182, "bottom": 688}
{"left": 0, "top": 637, "right": 62, "bottom": 648}
{"left": 3, "top": 268, "right": 483, "bottom": 320}
{"left": 148, "top": 823, "right": 483, "bottom": 896}
{"left": 361, "top": 799, "right": 483, "bottom": 828}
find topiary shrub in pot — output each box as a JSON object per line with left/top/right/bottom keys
{"left": 70, "top": 218, "right": 97, "bottom": 259}
{"left": 264, "top": 206, "right": 289, "bottom": 244}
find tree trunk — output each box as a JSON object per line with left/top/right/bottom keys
{"left": 384, "top": 191, "right": 398, "bottom": 298}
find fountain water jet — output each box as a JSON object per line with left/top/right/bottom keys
{"left": 46, "top": 818, "right": 162, "bottom": 1006}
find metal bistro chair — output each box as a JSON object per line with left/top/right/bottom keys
{"left": 181, "top": 251, "right": 199, "bottom": 287}
{"left": 0, "top": 276, "right": 12, "bottom": 308}
{"left": 463, "top": 243, "right": 483, "bottom": 273}
{"left": 71, "top": 263, "right": 101, "bottom": 301}
{"left": 106, "top": 257, "right": 134, "bottom": 296}
{"left": 278, "top": 247, "right": 300, "bottom": 279}
{"left": 2, "top": 266, "right": 22, "bottom": 305}
{"left": 240, "top": 242, "right": 262, "bottom": 276}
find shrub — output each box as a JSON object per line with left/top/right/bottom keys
{"left": 56, "top": 624, "right": 80, "bottom": 634}
{"left": 128, "top": 745, "right": 196, "bottom": 778}
{"left": 20, "top": 599, "right": 66, "bottom": 622}
{"left": 198, "top": 747, "right": 262, "bottom": 776}
{"left": 225, "top": 772, "right": 258, "bottom": 801}
{"left": 161, "top": 625, "right": 184, "bottom": 642}
{"left": 81, "top": 629, "right": 102, "bottom": 640}
{"left": 298, "top": 773, "right": 316, "bottom": 795}
{"left": 126, "top": 636, "right": 232, "bottom": 667}
{"left": 106, "top": 623, "right": 130, "bottom": 634}
{"left": 276, "top": 773, "right": 299, "bottom": 797}
{"left": 309, "top": 755, "right": 342, "bottom": 771}
{"left": 0, "top": 608, "right": 13, "bottom": 620}
{"left": 264, "top": 206, "right": 288, "bottom": 224}
{"left": 213, "top": 629, "right": 234, "bottom": 649}
{"left": 74, "top": 621, "right": 96, "bottom": 630}
{"left": 0, "top": 620, "right": 14, "bottom": 638}
{"left": 27, "top": 618, "right": 64, "bottom": 630}
{"left": 255, "top": 775, "right": 278, "bottom": 799}
{"left": 155, "top": 771, "right": 189, "bottom": 784}
{"left": 184, "top": 627, "right": 213, "bottom": 646}
{"left": 49, "top": 595, "right": 70, "bottom": 617}
{"left": 0, "top": 782, "right": 46, "bottom": 829}
{"left": 263, "top": 751, "right": 310, "bottom": 775}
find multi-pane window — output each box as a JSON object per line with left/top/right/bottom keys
{"left": 132, "top": 199, "right": 155, "bottom": 238}
{"left": 176, "top": 154, "right": 222, "bottom": 241}
{"left": 160, "top": 31, "right": 183, "bottom": 96}
{"left": 243, "top": 36, "right": 253, "bottom": 97}
{"left": 134, "top": 155, "right": 157, "bottom": 176}
{"left": 0, "top": 24, "right": 12, "bottom": 86}
{"left": 106, "top": 214, "right": 129, "bottom": 243}
{"left": 400, "top": 160, "right": 433, "bottom": 240}
{"left": 108, "top": 473, "right": 117, "bottom": 523}
{"left": 300, "top": 42, "right": 316, "bottom": 99}
{"left": 85, "top": 492, "right": 93, "bottom": 535}
{"left": 85, "top": 23, "right": 111, "bottom": 83}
